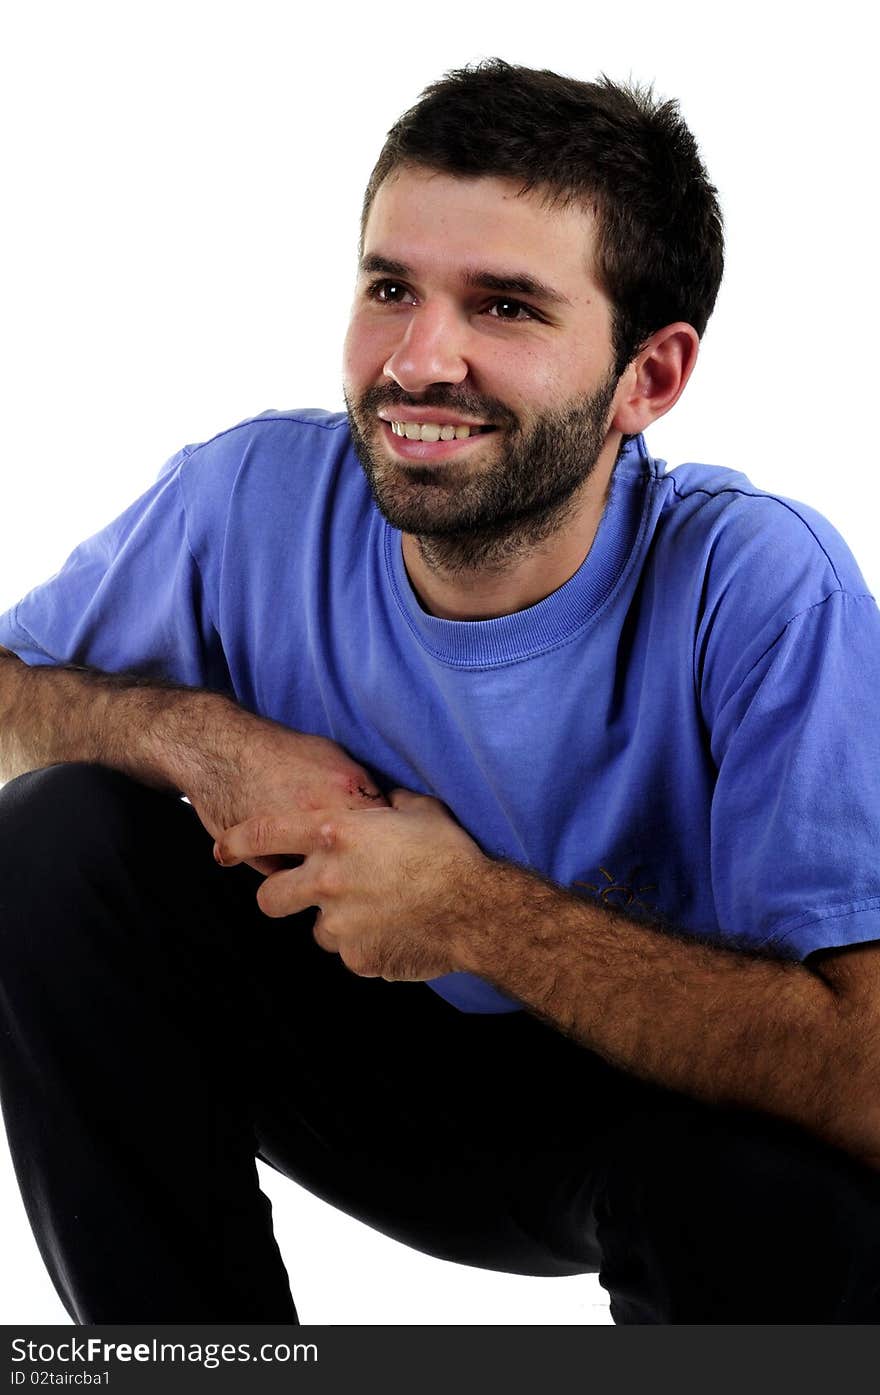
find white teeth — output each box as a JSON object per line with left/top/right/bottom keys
{"left": 389, "top": 420, "right": 486, "bottom": 442}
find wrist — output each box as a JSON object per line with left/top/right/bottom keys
{"left": 450, "top": 854, "right": 524, "bottom": 976}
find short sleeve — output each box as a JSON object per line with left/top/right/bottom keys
{"left": 0, "top": 449, "right": 231, "bottom": 693}
{"left": 708, "top": 589, "right": 880, "bottom": 959}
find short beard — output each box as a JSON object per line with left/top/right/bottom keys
{"left": 344, "top": 373, "right": 619, "bottom": 576}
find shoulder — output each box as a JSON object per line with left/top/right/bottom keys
{"left": 641, "top": 448, "right": 875, "bottom": 721}
{"left": 168, "top": 407, "right": 352, "bottom": 495}
{"left": 656, "top": 458, "right": 869, "bottom": 602}
{"left": 157, "top": 408, "right": 375, "bottom": 590}
{"left": 157, "top": 408, "right": 366, "bottom": 542}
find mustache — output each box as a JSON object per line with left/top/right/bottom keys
{"left": 357, "top": 383, "right": 515, "bottom": 428}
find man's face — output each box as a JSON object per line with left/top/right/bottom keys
{"left": 342, "top": 166, "right": 623, "bottom": 567}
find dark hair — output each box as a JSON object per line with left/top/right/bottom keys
{"left": 360, "top": 59, "right": 724, "bottom": 377}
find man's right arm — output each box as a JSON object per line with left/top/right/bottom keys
{"left": 0, "top": 645, "right": 218, "bottom": 793}
{"left": 0, "top": 647, "right": 388, "bottom": 860}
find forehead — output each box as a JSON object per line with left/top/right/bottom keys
{"left": 362, "top": 167, "right": 602, "bottom": 302}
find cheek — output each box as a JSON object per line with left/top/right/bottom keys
{"left": 486, "top": 344, "right": 564, "bottom": 409}
{"left": 342, "top": 315, "right": 393, "bottom": 389}
{"left": 517, "top": 345, "right": 610, "bottom": 416}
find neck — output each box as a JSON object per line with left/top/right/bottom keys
{"left": 401, "top": 437, "right": 620, "bottom": 621}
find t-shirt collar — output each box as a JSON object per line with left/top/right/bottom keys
{"left": 383, "top": 433, "right": 657, "bottom": 668}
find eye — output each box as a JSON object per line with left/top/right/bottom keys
{"left": 366, "top": 278, "right": 416, "bottom": 305}
{"left": 486, "top": 298, "right": 539, "bottom": 322}
{"left": 364, "top": 279, "right": 541, "bottom": 323}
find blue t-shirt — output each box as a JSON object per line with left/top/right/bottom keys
{"left": 2, "top": 409, "right": 879, "bottom": 1013}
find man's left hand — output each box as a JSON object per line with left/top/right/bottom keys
{"left": 213, "top": 789, "right": 489, "bottom": 981}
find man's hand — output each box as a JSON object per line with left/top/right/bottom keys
{"left": 0, "top": 649, "right": 389, "bottom": 879}
{"left": 181, "top": 704, "right": 389, "bottom": 876}
{"left": 213, "top": 788, "right": 489, "bottom": 980}
{"left": 216, "top": 780, "right": 880, "bottom": 1167}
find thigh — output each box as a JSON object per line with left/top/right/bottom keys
{"left": 0, "top": 765, "right": 631, "bottom": 1281}
{"left": 213, "top": 846, "right": 880, "bottom": 1317}
{"left": 246, "top": 920, "right": 641, "bottom": 1277}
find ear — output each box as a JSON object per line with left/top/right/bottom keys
{"left": 610, "top": 323, "right": 700, "bottom": 436}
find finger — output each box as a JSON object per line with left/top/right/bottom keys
{"left": 215, "top": 813, "right": 333, "bottom": 867}
{"left": 255, "top": 865, "right": 321, "bottom": 920}
{"left": 311, "top": 911, "right": 341, "bottom": 955}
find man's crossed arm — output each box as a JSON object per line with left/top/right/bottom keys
{"left": 1, "top": 646, "right": 873, "bottom": 1171}
{"left": 214, "top": 789, "right": 880, "bottom": 1172}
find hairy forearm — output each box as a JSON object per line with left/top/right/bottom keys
{"left": 459, "top": 859, "right": 877, "bottom": 1164}
{"left": 0, "top": 647, "right": 241, "bottom": 795}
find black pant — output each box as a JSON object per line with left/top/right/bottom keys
{"left": 1, "top": 763, "right": 878, "bottom": 1324}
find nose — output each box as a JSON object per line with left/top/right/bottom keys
{"left": 383, "top": 300, "right": 469, "bottom": 393}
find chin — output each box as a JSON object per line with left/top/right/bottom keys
{"left": 370, "top": 488, "right": 464, "bottom": 536}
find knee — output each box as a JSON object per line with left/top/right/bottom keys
{"left": 600, "top": 1098, "right": 880, "bottom": 1320}
{"left": 0, "top": 763, "right": 194, "bottom": 980}
{"left": 1, "top": 761, "right": 153, "bottom": 843}
{"left": 618, "top": 1098, "right": 875, "bottom": 1225}
{"left": 0, "top": 762, "right": 177, "bottom": 897}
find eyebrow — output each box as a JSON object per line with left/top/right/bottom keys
{"left": 359, "top": 253, "right": 574, "bottom": 309}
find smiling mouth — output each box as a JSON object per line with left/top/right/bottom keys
{"left": 378, "top": 419, "right": 499, "bottom": 459}
{"left": 386, "top": 420, "right": 497, "bottom": 442}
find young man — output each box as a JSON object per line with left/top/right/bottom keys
{"left": 1, "top": 59, "right": 879, "bottom": 1325}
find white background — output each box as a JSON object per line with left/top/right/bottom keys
{"left": 0, "top": 0, "right": 877, "bottom": 1326}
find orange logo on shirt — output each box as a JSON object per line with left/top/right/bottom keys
{"left": 573, "top": 865, "right": 658, "bottom": 915}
